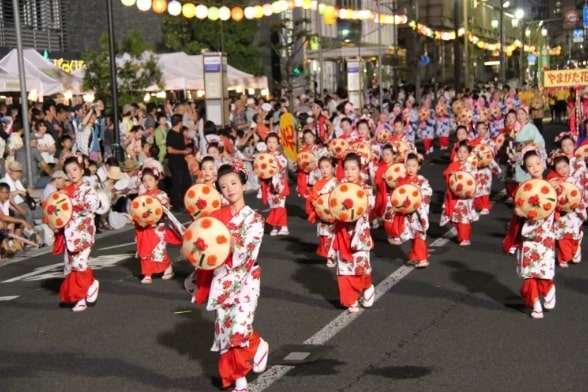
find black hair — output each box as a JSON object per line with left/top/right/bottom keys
{"left": 216, "top": 164, "right": 247, "bottom": 188}
{"left": 171, "top": 113, "right": 183, "bottom": 126}
{"left": 522, "top": 150, "right": 541, "bottom": 172}
{"left": 149, "top": 144, "right": 160, "bottom": 159}
{"left": 393, "top": 116, "right": 404, "bottom": 125}
{"left": 457, "top": 140, "right": 472, "bottom": 153}
{"left": 455, "top": 125, "right": 468, "bottom": 135}
{"left": 200, "top": 156, "right": 215, "bottom": 167}
{"left": 356, "top": 119, "right": 369, "bottom": 129}
{"left": 266, "top": 132, "right": 279, "bottom": 143}
{"left": 405, "top": 152, "right": 420, "bottom": 164}
{"left": 558, "top": 135, "right": 575, "bottom": 148}
{"left": 552, "top": 155, "right": 570, "bottom": 168}
{"left": 318, "top": 156, "right": 335, "bottom": 167}
{"left": 63, "top": 156, "right": 84, "bottom": 170}
{"left": 343, "top": 152, "right": 361, "bottom": 167}
{"left": 140, "top": 167, "right": 159, "bottom": 181}
{"left": 0, "top": 182, "right": 9, "bottom": 193}
{"left": 105, "top": 157, "right": 119, "bottom": 167}
{"left": 340, "top": 117, "right": 352, "bottom": 126}
{"left": 156, "top": 113, "right": 167, "bottom": 122}
{"left": 302, "top": 129, "right": 315, "bottom": 138}
{"left": 60, "top": 134, "right": 73, "bottom": 144}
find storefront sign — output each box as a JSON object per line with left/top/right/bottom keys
{"left": 51, "top": 58, "right": 84, "bottom": 73}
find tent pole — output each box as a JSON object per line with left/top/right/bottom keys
{"left": 106, "top": 0, "right": 125, "bottom": 163}
{"left": 12, "top": 0, "right": 34, "bottom": 187}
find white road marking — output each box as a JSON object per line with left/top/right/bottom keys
{"left": 0, "top": 295, "right": 20, "bottom": 301}
{"left": 97, "top": 242, "right": 136, "bottom": 251}
{"left": 249, "top": 265, "right": 414, "bottom": 391}
{"left": 1, "top": 254, "right": 132, "bottom": 283}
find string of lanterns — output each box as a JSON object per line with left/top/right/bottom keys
{"left": 121, "top": 0, "right": 562, "bottom": 55}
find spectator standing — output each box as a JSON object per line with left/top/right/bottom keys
{"left": 166, "top": 114, "right": 191, "bottom": 211}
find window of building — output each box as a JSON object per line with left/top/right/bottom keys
{"left": 336, "top": 0, "right": 362, "bottom": 45}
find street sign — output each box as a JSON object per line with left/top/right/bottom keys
{"left": 573, "top": 28, "right": 584, "bottom": 43}
{"left": 584, "top": 6, "right": 588, "bottom": 27}
{"left": 419, "top": 55, "right": 430, "bottom": 66}
{"left": 565, "top": 10, "right": 579, "bottom": 25}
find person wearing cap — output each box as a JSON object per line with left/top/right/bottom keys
{"left": 245, "top": 97, "right": 257, "bottom": 123}
{"left": 42, "top": 170, "right": 69, "bottom": 202}
{"left": 119, "top": 104, "right": 135, "bottom": 140}
{"left": 2, "top": 161, "right": 35, "bottom": 227}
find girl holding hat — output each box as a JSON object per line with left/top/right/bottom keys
{"left": 259, "top": 132, "right": 290, "bottom": 236}
{"left": 440, "top": 141, "right": 478, "bottom": 246}
{"left": 503, "top": 149, "right": 557, "bottom": 319}
{"left": 206, "top": 163, "right": 268, "bottom": 392}
{"left": 135, "top": 167, "right": 174, "bottom": 284}
{"left": 306, "top": 156, "right": 337, "bottom": 264}
{"left": 328, "top": 153, "right": 375, "bottom": 313}
{"left": 386, "top": 153, "right": 433, "bottom": 268}
{"left": 55, "top": 155, "right": 100, "bottom": 312}
{"left": 470, "top": 122, "right": 502, "bottom": 215}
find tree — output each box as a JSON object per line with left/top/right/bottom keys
{"left": 261, "top": 15, "right": 316, "bottom": 93}
{"left": 81, "top": 31, "right": 162, "bottom": 107}
{"left": 161, "top": 2, "right": 261, "bottom": 75}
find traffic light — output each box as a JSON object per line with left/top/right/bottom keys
{"left": 291, "top": 65, "right": 302, "bottom": 77}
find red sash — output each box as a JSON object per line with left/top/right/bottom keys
{"left": 297, "top": 171, "right": 308, "bottom": 197}
{"left": 332, "top": 221, "right": 354, "bottom": 262}
{"left": 443, "top": 162, "right": 462, "bottom": 218}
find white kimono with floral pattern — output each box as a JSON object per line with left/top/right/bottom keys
{"left": 64, "top": 183, "right": 99, "bottom": 274}
{"left": 207, "top": 206, "right": 264, "bottom": 352}
{"left": 569, "top": 155, "right": 588, "bottom": 203}
{"left": 268, "top": 152, "right": 289, "bottom": 209}
{"left": 555, "top": 176, "right": 587, "bottom": 241}
{"left": 517, "top": 213, "right": 556, "bottom": 280}
{"left": 440, "top": 162, "right": 478, "bottom": 226}
{"left": 328, "top": 185, "right": 375, "bottom": 276}
{"left": 474, "top": 139, "right": 502, "bottom": 197}
{"left": 388, "top": 175, "right": 433, "bottom": 242}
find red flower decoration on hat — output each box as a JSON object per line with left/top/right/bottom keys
{"left": 195, "top": 238, "right": 208, "bottom": 251}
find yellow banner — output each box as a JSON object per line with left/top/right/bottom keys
{"left": 279, "top": 113, "right": 297, "bottom": 162}
{"left": 544, "top": 69, "right": 588, "bottom": 88}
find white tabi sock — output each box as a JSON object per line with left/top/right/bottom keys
{"left": 235, "top": 377, "right": 247, "bottom": 389}
{"left": 532, "top": 300, "right": 543, "bottom": 313}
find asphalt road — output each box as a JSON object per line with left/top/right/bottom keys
{"left": 2, "top": 122, "right": 588, "bottom": 392}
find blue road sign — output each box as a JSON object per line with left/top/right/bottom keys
{"left": 584, "top": 6, "right": 588, "bottom": 27}
{"left": 419, "top": 55, "right": 430, "bottom": 66}
{"left": 573, "top": 29, "right": 584, "bottom": 43}
{"left": 527, "top": 54, "right": 537, "bottom": 65}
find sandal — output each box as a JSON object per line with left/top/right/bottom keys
{"left": 141, "top": 276, "right": 153, "bottom": 284}
{"left": 72, "top": 299, "right": 87, "bottom": 312}
{"left": 162, "top": 267, "right": 175, "bottom": 280}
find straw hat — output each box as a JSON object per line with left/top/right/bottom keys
{"left": 390, "top": 184, "right": 422, "bottom": 214}
{"left": 328, "top": 138, "right": 350, "bottom": 159}
{"left": 329, "top": 182, "right": 369, "bottom": 222}
{"left": 8, "top": 161, "right": 23, "bottom": 171}
{"left": 352, "top": 141, "right": 372, "bottom": 161}
{"left": 184, "top": 184, "right": 222, "bottom": 219}
{"left": 107, "top": 166, "right": 123, "bottom": 181}
{"left": 129, "top": 194, "right": 163, "bottom": 227}
{"left": 448, "top": 171, "right": 476, "bottom": 199}
{"left": 514, "top": 179, "right": 557, "bottom": 220}
{"left": 391, "top": 141, "right": 410, "bottom": 163}
{"left": 253, "top": 152, "right": 279, "bottom": 179}
{"left": 375, "top": 128, "right": 391, "bottom": 144}
{"left": 42, "top": 191, "right": 73, "bottom": 230}
{"left": 295, "top": 151, "right": 316, "bottom": 173}
{"left": 475, "top": 144, "right": 494, "bottom": 168}
{"left": 556, "top": 181, "right": 582, "bottom": 213}
{"left": 314, "top": 193, "right": 335, "bottom": 223}
{"left": 122, "top": 159, "right": 138, "bottom": 172}
{"left": 574, "top": 145, "right": 588, "bottom": 161}
{"left": 182, "top": 216, "right": 231, "bottom": 270}
{"left": 383, "top": 163, "right": 407, "bottom": 188}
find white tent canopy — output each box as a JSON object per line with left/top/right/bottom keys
{"left": 0, "top": 48, "right": 82, "bottom": 95}
{"left": 0, "top": 64, "right": 38, "bottom": 92}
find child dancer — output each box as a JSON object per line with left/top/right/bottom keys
{"left": 198, "top": 156, "right": 218, "bottom": 185}
{"left": 372, "top": 144, "right": 395, "bottom": 229}
{"left": 450, "top": 125, "right": 470, "bottom": 162}
{"left": 260, "top": 132, "right": 290, "bottom": 236}
{"left": 135, "top": 167, "right": 174, "bottom": 284}
{"left": 54, "top": 156, "right": 100, "bottom": 312}
{"left": 328, "top": 153, "right": 375, "bottom": 313}
{"left": 470, "top": 122, "right": 502, "bottom": 215}
{"left": 505, "top": 150, "right": 557, "bottom": 319}
{"left": 440, "top": 141, "right": 477, "bottom": 246}
{"left": 387, "top": 153, "right": 433, "bottom": 268}
{"left": 296, "top": 130, "right": 320, "bottom": 198}
{"left": 207, "top": 164, "right": 268, "bottom": 392}
{"left": 306, "top": 156, "right": 337, "bottom": 263}
{"left": 549, "top": 155, "right": 586, "bottom": 267}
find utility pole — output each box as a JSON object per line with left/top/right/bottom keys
{"left": 454, "top": 0, "right": 461, "bottom": 91}
{"left": 499, "top": 1, "right": 506, "bottom": 83}
{"left": 415, "top": 0, "right": 421, "bottom": 103}
{"left": 378, "top": 0, "right": 383, "bottom": 106}
{"left": 464, "top": 0, "right": 470, "bottom": 89}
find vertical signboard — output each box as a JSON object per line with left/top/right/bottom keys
{"left": 203, "top": 53, "right": 228, "bottom": 127}
{"left": 347, "top": 59, "right": 361, "bottom": 109}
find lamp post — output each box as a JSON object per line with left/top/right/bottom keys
{"left": 499, "top": 1, "right": 506, "bottom": 83}
{"left": 377, "top": 0, "right": 383, "bottom": 105}
{"left": 464, "top": 0, "right": 470, "bottom": 89}
{"left": 514, "top": 8, "right": 524, "bottom": 86}
{"left": 106, "top": 0, "right": 125, "bottom": 163}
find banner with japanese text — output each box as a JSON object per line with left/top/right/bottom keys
{"left": 544, "top": 69, "right": 588, "bottom": 88}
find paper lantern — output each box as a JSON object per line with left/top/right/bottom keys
{"left": 273, "top": 1, "right": 283, "bottom": 13}
{"left": 167, "top": 0, "right": 181, "bottom": 16}
{"left": 324, "top": 7, "right": 336, "bottom": 25}
{"left": 208, "top": 6, "right": 219, "bottom": 20}
{"left": 182, "top": 2, "right": 195, "bottom": 18}
{"left": 263, "top": 3, "right": 274, "bottom": 16}
{"left": 254, "top": 5, "right": 264, "bottom": 18}
{"left": 244, "top": 6, "right": 255, "bottom": 19}
{"left": 121, "top": 0, "right": 137, "bottom": 7}
{"left": 231, "top": 6, "right": 244, "bottom": 21}
{"left": 219, "top": 6, "right": 231, "bottom": 21}
{"left": 514, "top": 179, "right": 557, "bottom": 220}
{"left": 195, "top": 4, "right": 208, "bottom": 19}
{"left": 329, "top": 183, "right": 369, "bottom": 222}
{"left": 137, "top": 0, "right": 152, "bottom": 12}
{"left": 151, "top": 0, "right": 166, "bottom": 14}
{"left": 318, "top": 3, "right": 326, "bottom": 14}
{"left": 302, "top": 0, "right": 312, "bottom": 9}
{"left": 294, "top": 0, "right": 303, "bottom": 7}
